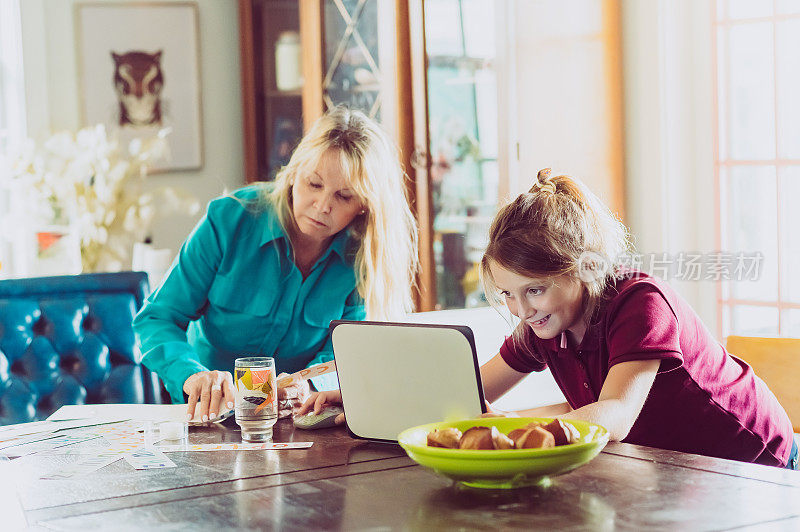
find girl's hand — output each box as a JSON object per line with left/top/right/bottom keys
{"left": 295, "top": 390, "right": 345, "bottom": 425}
{"left": 277, "top": 374, "right": 311, "bottom": 419}
{"left": 480, "top": 400, "right": 519, "bottom": 418}
{"left": 183, "top": 370, "right": 235, "bottom": 422}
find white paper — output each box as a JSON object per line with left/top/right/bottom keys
{"left": 40, "top": 451, "right": 124, "bottom": 480}
{"left": 0, "top": 433, "right": 101, "bottom": 457}
{"left": 40, "top": 437, "right": 115, "bottom": 456}
{"left": 0, "top": 432, "right": 59, "bottom": 452}
{"left": 0, "top": 420, "right": 52, "bottom": 435}
{"left": 124, "top": 447, "right": 177, "bottom": 470}
{"left": 0, "top": 418, "right": 128, "bottom": 443}
{"left": 0, "top": 460, "right": 28, "bottom": 527}
{"left": 48, "top": 403, "right": 189, "bottom": 423}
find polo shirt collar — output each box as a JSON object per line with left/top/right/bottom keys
{"left": 557, "top": 324, "right": 600, "bottom": 357}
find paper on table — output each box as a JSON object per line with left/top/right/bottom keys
{"left": 124, "top": 447, "right": 176, "bottom": 470}
{"left": 0, "top": 420, "right": 52, "bottom": 434}
{"left": 40, "top": 450, "right": 124, "bottom": 480}
{"left": 48, "top": 404, "right": 190, "bottom": 423}
{"left": 0, "top": 460, "right": 28, "bottom": 528}
{"left": 0, "top": 418, "right": 115, "bottom": 442}
{"left": 40, "top": 436, "right": 115, "bottom": 456}
{"left": 0, "top": 433, "right": 102, "bottom": 458}
{"left": 0, "top": 432, "right": 60, "bottom": 451}
{"left": 49, "top": 403, "right": 232, "bottom": 426}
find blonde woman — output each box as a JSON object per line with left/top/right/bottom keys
{"left": 134, "top": 107, "right": 418, "bottom": 422}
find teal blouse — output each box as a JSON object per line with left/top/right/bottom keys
{"left": 133, "top": 186, "right": 365, "bottom": 402}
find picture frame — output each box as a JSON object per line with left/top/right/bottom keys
{"left": 75, "top": 1, "right": 203, "bottom": 172}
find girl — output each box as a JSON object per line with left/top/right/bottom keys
{"left": 133, "top": 107, "right": 418, "bottom": 422}
{"left": 480, "top": 168, "right": 795, "bottom": 468}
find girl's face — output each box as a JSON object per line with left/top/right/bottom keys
{"left": 291, "top": 149, "right": 364, "bottom": 247}
{"left": 489, "top": 260, "right": 587, "bottom": 343}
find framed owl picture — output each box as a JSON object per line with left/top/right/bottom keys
{"left": 76, "top": 2, "right": 203, "bottom": 172}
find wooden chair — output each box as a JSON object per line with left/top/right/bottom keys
{"left": 726, "top": 336, "right": 800, "bottom": 433}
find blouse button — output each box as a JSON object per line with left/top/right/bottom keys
{"left": 583, "top": 382, "right": 589, "bottom": 389}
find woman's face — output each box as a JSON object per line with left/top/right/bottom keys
{"left": 489, "top": 260, "right": 587, "bottom": 343}
{"left": 291, "top": 149, "right": 364, "bottom": 247}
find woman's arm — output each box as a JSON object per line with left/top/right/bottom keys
{"left": 480, "top": 352, "right": 529, "bottom": 403}
{"left": 560, "top": 358, "right": 660, "bottom": 441}
{"left": 133, "top": 201, "right": 225, "bottom": 403}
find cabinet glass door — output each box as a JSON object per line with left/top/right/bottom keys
{"left": 321, "top": 0, "right": 387, "bottom": 120}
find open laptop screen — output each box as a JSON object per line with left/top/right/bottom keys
{"left": 330, "top": 320, "right": 486, "bottom": 442}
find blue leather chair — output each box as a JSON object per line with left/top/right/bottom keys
{"left": 0, "top": 272, "right": 166, "bottom": 424}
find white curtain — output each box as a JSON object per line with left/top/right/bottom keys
{"left": 0, "top": 0, "right": 26, "bottom": 151}
{"left": 0, "top": 0, "right": 26, "bottom": 278}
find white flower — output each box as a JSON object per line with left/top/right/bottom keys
{"left": 6, "top": 124, "right": 197, "bottom": 272}
{"left": 129, "top": 138, "right": 142, "bottom": 157}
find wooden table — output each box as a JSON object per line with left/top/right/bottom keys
{"left": 9, "top": 419, "right": 800, "bottom": 530}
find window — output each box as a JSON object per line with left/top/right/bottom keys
{"left": 0, "top": 0, "right": 26, "bottom": 278}
{"left": 0, "top": 0, "right": 25, "bottom": 152}
{"left": 714, "top": 1, "right": 800, "bottom": 336}
{"left": 422, "top": 0, "right": 624, "bottom": 311}
{"left": 424, "top": 0, "right": 500, "bottom": 309}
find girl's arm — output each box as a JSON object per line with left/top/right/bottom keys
{"left": 560, "top": 358, "right": 660, "bottom": 441}
{"left": 480, "top": 352, "right": 529, "bottom": 403}
{"left": 295, "top": 390, "right": 345, "bottom": 425}
{"left": 512, "top": 402, "right": 573, "bottom": 417}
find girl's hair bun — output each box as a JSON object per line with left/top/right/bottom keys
{"left": 529, "top": 168, "right": 557, "bottom": 195}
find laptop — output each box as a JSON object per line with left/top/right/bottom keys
{"left": 330, "top": 320, "right": 486, "bottom": 442}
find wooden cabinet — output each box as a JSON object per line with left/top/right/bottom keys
{"left": 239, "top": 0, "right": 303, "bottom": 181}
{"left": 238, "top": 0, "right": 625, "bottom": 312}
{"left": 239, "top": 0, "right": 407, "bottom": 180}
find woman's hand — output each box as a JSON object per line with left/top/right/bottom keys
{"left": 295, "top": 390, "right": 345, "bottom": 425}
{"left": 183, "top": 370, "right": 235, "bottom": 422}
{"left": 277, "top": 374, "right": 311, "bottom": 419}
{"left": 480, "top": 400, "right": 519, "bottom": 418}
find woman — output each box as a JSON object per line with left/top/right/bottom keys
{"left": 133, "top": 107, "right": 418, "bottom": 422}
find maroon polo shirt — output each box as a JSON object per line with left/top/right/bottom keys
{"left": 499, "top": 271, "right": 793, "bottom": 466}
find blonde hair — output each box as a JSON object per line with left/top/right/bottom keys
{"left": 480, "top": 168, "right": 630, "bottom": 342}
{"left": 265, "top": 106, "right": 418, "bottom": 320}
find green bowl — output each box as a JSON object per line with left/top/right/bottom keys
{"left": 398, "top": 417, "right": 609, "bottom": 489}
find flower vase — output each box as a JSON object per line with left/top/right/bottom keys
{"left": 32, "top": 224, "right": 82, "bottom": 276}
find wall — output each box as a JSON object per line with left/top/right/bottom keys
{"left": 512, "top": 0, "right": 625, "bottom": 218}
{"left": 19, "top": 0, "right": 244, "bottom": 258}
{"left": 621, "top": 0, "right": 718, "bottom": 332}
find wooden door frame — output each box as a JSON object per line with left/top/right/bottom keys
{"left": 396, "top": 0, "right": 435, "bottom": 311}
{"left": 239, "top": 0, "right": 258, "bottom": 183}
{"left": 300, "top": 0, "right": 324, "bottom": 129}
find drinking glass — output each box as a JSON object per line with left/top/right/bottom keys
{"left": 234, "top": 357, "right": 278, "bottom": 442}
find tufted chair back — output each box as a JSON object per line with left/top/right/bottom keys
{"left": 0, "top": 272, "right": 165, "bottom": 425}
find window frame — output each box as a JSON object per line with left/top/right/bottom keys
{"left": 713, "top": 1, "right": 800, "bottom": 337}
